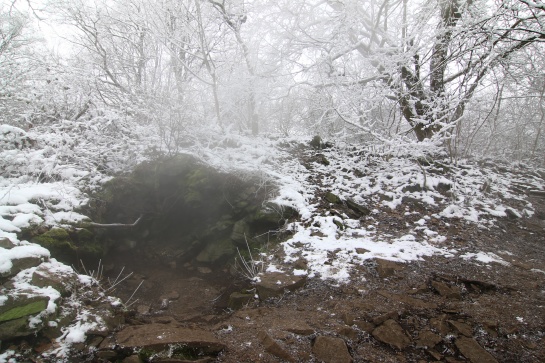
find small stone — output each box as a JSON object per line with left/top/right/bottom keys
{"left": 256, "top": 272, "right": 306, "bottom": 300}
{"left": 375, "top": 259, "right": 404, "bottom": 278}
{"left": 455, "top": 337, "right": 498, "bottom": 363}
{"left": 0, "top": 238, "right": 16, "bottom": 249}
{"left": 355, "top": 248, "right": 370, "bottom": 254}
{"left": 227, "top": 292, "right": 253, "bottom": 310}
{"left": 123, "top": 355, "right": 143, "bottom": 363}
{"left": 372, "top": 311, "right": 399, "bottom": 326}
{"left": 354, "top": 321, "right": 375, "bottom": 333}
{"left": 430, "top": 316, "right": 450, "bottom": 335}
{"left": 96, "top": 350, "right": 118, "bottom": 360}
{"left": 338, "top": 326, "right": 359, "bottom": 340}
{"left": 372, "top": 319, "right": 411, "bottom": 350}
{"left": 416, "top": 330, "right": 442, "bottom": 348}
{"left": 197, "top": 266, "right": 212, "bottom": 274}
{"left": 136, "top": 305, "right": 150, "bottom": 315}
{"left": 284, "top": 321, "right": 315, "bottom": 336}
{"left": 312, "top": 336, "right": 353, "bottom": 363}
{"left": 325, "top": 192, "right": 341, "bottom": 204}
{"left": 258, "top": 331, "right": 294, "bottom": 362}
{"left": 431, "top": 281, "right": 462, "bottom": 299}
{"left": 448, "top": 320, "right": 473, "bottom": 337}
{"left": 159, "top": 299, "right": 169, "bottom": 310}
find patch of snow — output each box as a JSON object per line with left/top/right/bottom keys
{"left": 461, "top": 252, "right": 510, "bottom": 266}
{"left": 0, "top": 244, "right": 50, "bottom": 274}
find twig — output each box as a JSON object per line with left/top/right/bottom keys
{"left": 89, "top": 214, "right": 143, "bottom": 228}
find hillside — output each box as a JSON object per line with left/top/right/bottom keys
{"left": 1, "top": 125, "right": 545, "bottom": 362}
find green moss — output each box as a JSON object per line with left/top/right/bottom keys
{"left": 76, "top": 228, "right": 94, "bottom": 242}
{"left": 34, "top": 228, "right": 75, "bottom": 250}
{"left": 0, "top": 300, "right": 48, "bottom": 322}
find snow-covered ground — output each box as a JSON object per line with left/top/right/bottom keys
{"left": 1, "top": 122, "right": 545, "bottom": 361}
{"left": 2, "top": 124, "right": 545, "bottom": 284}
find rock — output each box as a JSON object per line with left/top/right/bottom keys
{"left": 111, "top": 323, "right": 226, "bottom": 355}
{"left": 31, "top": 264, "right": 78, "bottom": 297}
{"left": 197, "top": 266, "right": 212, "bottom": 274}
{"left": 96, "top": 350, "right": 118, "bottom": 360}
{"left": 448, "top": 320, "right": 473, "bottom": 337}
{"left": 316, "top": 154, "right": 330, "bottom": 166}
{"left": 227, "top": 292, "right": 253, "bottom": 310}
{"left": 196, "top": 239, "right": 235, "bottom": 263}
{"left": 312, "top": 336, "right": 353, "bottom": 363}
{"left": 0, "top": 294, "right": 50, "bottom": 324}
{"left": 374, "top": 259, "right": 404, "bottom": 278}
{"left": 372, "top": 311, "right": 399, "bottom": 326}
{"left": 372, "top": 319, "right": 411, "bottom": 350}
{"left": 338, "top": 326, "right": 359, "bottom": 340}
{"left": 325, "top": 192, "right": 341, "bottom": 204}
{"left": 416, "top": 330, "right": 442, "bottom": 349}
{"left": 258, "top": 331, "right": 294, "bottom": 362}
{"left": 430, "top": 316, "right": 450, "bottom": 335}
{"left": 256, "top": 272, "right": 306, "bottom": 300}
{"left": 354, "top": 321, "right": 375, "bottom": 333}
{"left": 123, "top": 356, "right": 143, "bottom": 363}
{"left": 0, "top": 238, "right": 16, "bottom": 249}
{"left": 136, "top": 305, "right": 151, "bottom": 315}
{"left": 345, "top": 199, "right": 371, "bottom": 216}
{"left": 354, "top": 248, "right": 370, "bottom": 254}
{"left": 284, "top": 321, "right": 314, "bottom": 336}
{"left": 431, "top": 280, "right": 462, "bottom": 299}
{"left": 455, "top": 337, "right": 498, "bottom": 363}
{"left": 0, "top": 245, "right": 49, "bottom": 279}
{"left": 161, "top": 291, "right": 181, "bottom": 301}
{"left": 0, "top": 316, "right": 37, "bottom": 340}
{"left": 505, "top": 207, "right": 520, "bottom": 219}
{"left": 378, "top": 291, "right": 438, "bottom": 309}
{"left": 230, "top": 219, "right": 250, "bottom": 245}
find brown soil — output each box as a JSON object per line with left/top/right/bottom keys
{"left": 101, "top": 193, "right": 545, "bottom": 363}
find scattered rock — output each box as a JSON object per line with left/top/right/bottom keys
{"left": 258, "top": 330, "right": 294, "bottom": 362}
{"left": 372, "top": 311, "right": 399, "bottom": 326}
{"left": 430, "top": 315, "right": 450, "bottom": 335}
{"left": 0, "top": 246, "right": 49, "bottom": 280}
{"left": 455, "top": 337, "right": 498, "bottom": 363}
{"left": 378, "top": 291, "right": 438, "bottom": 309}
{"left": 354, "top": 247, "right": 370, "bottom": 254}
{"left": 284, "top": 321, "right": 315, "bottom": 336}
{"left": 110, "top": 323, "right": 226, "bottom": 355}
{"left": 431, "top": 280, "right": 462, "bottom": 299}
{"left": 122, "top": 355, "right": 143, "bottom": 363}
{"left": 338, "top": 326, "right": 359, "bottom": 340}
{"left": 375, "top": 259, "right": 404, "bottom": 278}
{"left": 325, "top": 192, "right": 341, "bottom": 204}
{"left": 161, "top": 291, "right": 181, "bottom": 301}
{"left": 227, "top": 292, "right": 253, "bottom": 310}
{"left": 197, "top": 266, "right": 212, "bottom": 274}
{"left": 372, "top": 319, "right": 411, "bottom": 350}
{"left": 345, "top": 199, "right": 371, "bottom": 216}
{"left": 31, "top": 264, "right": 78, "bottom": 297}
{"left": 136, "top": 305, "right": 151, "bottom": 315}
{"left": 448, "top": 320, "right": 473, "bottom": 337}
{"left": 415, "top": 330, "right": 442, "bottom": 349}
{"left": 312, "top": 336, "right": 353, "bottom": 363}
{"left": 256, "top": 272, "right": 306, "bottom": 300}
{"left": 354, "top": 320, "right": 375, "bottom": 333}
{"left": 0, "top": 238, "right": 15, "bottom": 249}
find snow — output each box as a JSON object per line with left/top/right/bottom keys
{"left": 0, "top": 245, "right": 50, "bottom": 274}
{"left": 461, "top": 252, "right": 510, "bottom": 266}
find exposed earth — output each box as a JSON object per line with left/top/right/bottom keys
{"left": 2, "top": 141, "right": 545, "bottom": 363}
{"left": 93, "top": 193, "right": 545, "bottom": 363}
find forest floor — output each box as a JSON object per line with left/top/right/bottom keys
{"left": 102, "top": 142, "right": 545, "bottom": 363}
{"left": 2, "top": 131, "right": 545, "bottom": 362}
